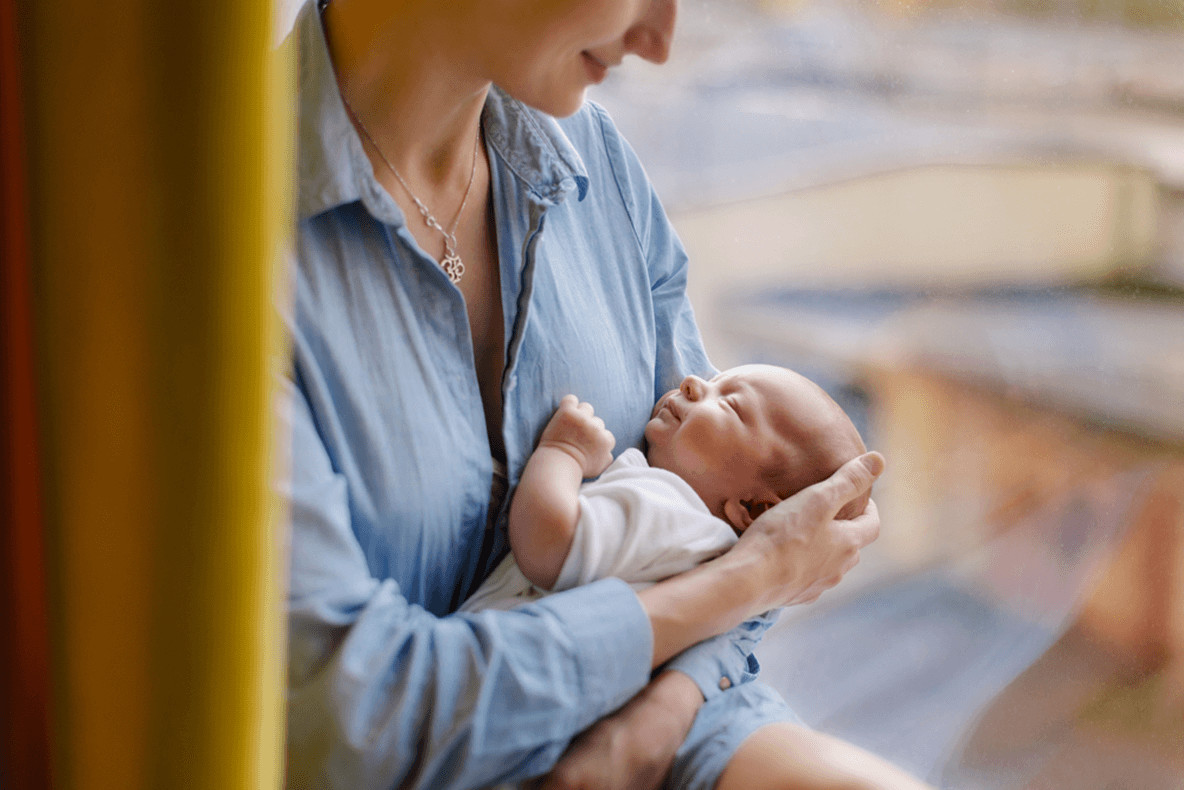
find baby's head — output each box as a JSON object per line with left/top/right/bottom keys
{"left": 644, "top": 364, "right": 870, "bottom": 532}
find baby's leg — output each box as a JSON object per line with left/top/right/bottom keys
{"left": 668, "top": 681, "right": 930, "bottom": 790}
{"left": 715, "top": 722, "right": 932, "bottom": 790}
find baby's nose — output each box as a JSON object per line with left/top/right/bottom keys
{"left": 681, "top": 375, "right": 706, "bottom": 400}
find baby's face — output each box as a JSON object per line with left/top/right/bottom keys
{"left": 644, "top": 365, "right": 866, "bottom": 529}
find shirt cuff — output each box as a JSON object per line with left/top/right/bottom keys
{"left": 534, "top": 577, "right": 653, "bottom": 718}
{"left": 661, "top": 612, "right": 779, "bottom": 701}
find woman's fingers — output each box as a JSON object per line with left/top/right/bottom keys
{"left": 739, "top": 452, "right": 885, "bottom": 610}
{"left": 844, "top": 497, "right": 880, "bottom": 549}
{"left": 813, "top": 452, "right": 884, "bottom": 521}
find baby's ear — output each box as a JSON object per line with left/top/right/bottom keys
{"left": 723, "top": 497, "right": 780, "bottom": 532}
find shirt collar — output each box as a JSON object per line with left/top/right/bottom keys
{"left": 482, "top": 88, "right": 589, "bottom": 205}
{"left": 291, "top": 1, "right": 589, "bottom": 224}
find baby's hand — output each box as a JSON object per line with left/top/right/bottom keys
{"left": 539, "top": 395, "right": 615, "bottom": 478}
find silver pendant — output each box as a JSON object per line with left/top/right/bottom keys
{"left": 441, "top": 252, "right": 465, "bottom": 284}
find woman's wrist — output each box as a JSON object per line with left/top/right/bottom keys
{"left": 719, "top": 530, "right": 787, "bottom": 617}
{"left": 638, "top": 670, "right": 704, "bottom": 746}
{"left": 639, "top": 548, "right": 773, "bottom": 668}
{"left": 651, "top": 669, "right": 705, "bottom": 716}
{"left": 622, "top": 670, "right": 703, "bottom": 749}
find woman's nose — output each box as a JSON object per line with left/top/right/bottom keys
{"left": 680, "top": 374, "right": 705, "bottom": 401}
{"left": 623, "top": 0, "right": 677, "bottom": 65}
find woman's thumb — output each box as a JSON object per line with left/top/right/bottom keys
{"left": 823, "top": 452, "right": 884, "bottom": 511}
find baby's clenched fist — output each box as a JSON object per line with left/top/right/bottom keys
{"left": 538, "top": 395, "right": 615, "bottom": 478}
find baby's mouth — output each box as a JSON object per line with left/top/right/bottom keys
{"left": 654, "top": 394, "right": 680, "bottom": 423}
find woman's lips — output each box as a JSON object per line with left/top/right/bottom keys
{"left": 581, "top": 51, "right": 608, "bottom": 84}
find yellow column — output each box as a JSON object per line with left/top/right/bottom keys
{"left": 21, "top": 2, "right": 293, "bottom": 788}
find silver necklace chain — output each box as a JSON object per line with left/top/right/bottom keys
{"left": 340, "top": 95, "right": 479, "bottom": 284}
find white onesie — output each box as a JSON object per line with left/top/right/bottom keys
{"left": 461, "top": 448, "right": 738, "bottom": 613}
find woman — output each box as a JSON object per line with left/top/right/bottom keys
{"left": 282, "top": 0, "right": 928, "bottom": 787}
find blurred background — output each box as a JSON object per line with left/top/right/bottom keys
{"left": 590, "top": 0, "right": 1184, "bottom": 786}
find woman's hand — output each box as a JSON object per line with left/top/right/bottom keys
{"left": 640, "top": 451, "right": 883, "bottom": 669}
{"left": 737, "top": 452, "right": 884, "bottom": 612}
{"left": 538, "top": 395, "right": 616, "bottom": 479}
{"left": 525, "top": 671, "right": 703, "bottom": 790}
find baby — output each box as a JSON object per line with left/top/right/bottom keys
{"left": 461, "top": 364, "right": 870, "bottom": 612}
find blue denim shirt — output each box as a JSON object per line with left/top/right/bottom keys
{"left": 282, "top": 4, "right": 768, "bottom": 788}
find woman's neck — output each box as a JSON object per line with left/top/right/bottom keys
{"left": 321, "top": 0, "right": 490, "bottom": 189}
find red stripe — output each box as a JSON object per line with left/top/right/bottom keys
{"left": 1, "top": 0, "right": 53, "bottom": 784}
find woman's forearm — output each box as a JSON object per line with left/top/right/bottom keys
{"left": 639, "top": 548, "right": 772, "bottom": 668}
{"left": 529, "top": 669, "right": 705, "bottom": 789}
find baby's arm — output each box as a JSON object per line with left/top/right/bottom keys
{"left": 509, "top": 395, "right": 615, "bottom": 590}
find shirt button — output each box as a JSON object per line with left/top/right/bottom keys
{"left": 718, "top": 677, "right": 732, "bottom": 691}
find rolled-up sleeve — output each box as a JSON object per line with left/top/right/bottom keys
{"left": 661, "top": 612, "right": 779, "bottom": 699}
{"left": 281, "top": 377, "right": 653, "bottom": 790}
